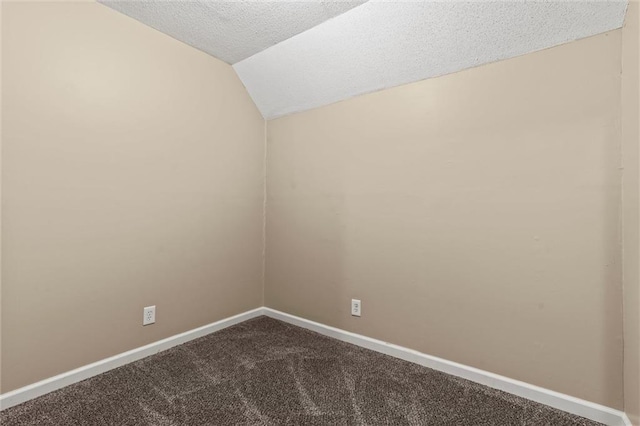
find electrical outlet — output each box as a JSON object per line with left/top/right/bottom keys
{"left": 351, "top": 299, "right": 361, "bottom": 317}
{"left": 143, "top": 305, "right": 156, "bottom": 326}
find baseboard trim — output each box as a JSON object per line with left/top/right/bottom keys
{"left": 0, "top": 307, "right": 264, "bottom": 411}
{"left": 1, "top": 306, "right": 633, "bottom": 426}
{"left": 623, "top": 413, "right": 634, "bottom": 426}
{"left": 262, "top": 308, "right": 630, "bottom": 426}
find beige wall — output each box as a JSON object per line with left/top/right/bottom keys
{"left": 0, "top": 0, "right": 633, "bottom": 416}
{"left": 266, "top": 31, "right": 624, "bottom": 408}
{"left": 1, "top": 2, "right": 265, "bottom": 392}
{"left": 623, "top": 2, "right": 640, "bottom": 424}
{"left": 0, "top": 0, "right": 4, "bottom": 395}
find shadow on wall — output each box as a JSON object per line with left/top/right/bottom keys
{"left": 264, "top": 126, "right": 349, "bottom": 325}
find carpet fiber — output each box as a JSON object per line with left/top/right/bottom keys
{"left": 1, "top": 316, "right": 604, "bottom": 425}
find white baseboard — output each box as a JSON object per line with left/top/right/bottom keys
{"left": 0, "top": 307, "right": 264, "bottom": 411}
{"left": 262, "top": 308, "right": 631, "bottom": 426}
{"left": 1, "top": 306, "right": 633, "bottom": 426}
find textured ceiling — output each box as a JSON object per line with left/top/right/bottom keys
{"left": 234, "top": 0, "right": 628, "bottom": 119}
{"left": 99, "top": 1, "right": 628, "bottom": 120}
{"left": 98, "top": 0, "right": 367, "bottom": 64}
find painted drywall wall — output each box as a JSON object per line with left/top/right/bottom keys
{"left": 266, "top": 31, "right": 624, "bottom": 408}
{"left": 0, "top": 0, "right": 4, "bottom": 396}
{"left": 1, "top": 2, "right": 265, "bottom": 393}
{"left": 623, "top": 2, "right": 640, "bottom": 424}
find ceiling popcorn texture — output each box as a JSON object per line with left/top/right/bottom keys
{"left": 234, "top": 1, "right": 628, "bottom": 119}
{"left": 98, "top": 0, "right": 367, "bottom": 64}
{"left": 100, "top": 1, "right": 628, "bottom": 119}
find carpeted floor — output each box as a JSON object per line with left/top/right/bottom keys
{"left": 1, "top": 316, "right": 603, "bottom": 425}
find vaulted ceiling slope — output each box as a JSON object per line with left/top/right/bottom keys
{"left": 98, "top": 0, "right": 367, "bottom": 64}
{"left": 100, "top": 1, "right": 628, "bottom": 120}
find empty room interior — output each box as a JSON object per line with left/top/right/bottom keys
{"left": 1, "top": 0, "right": 640, "bottom": 425}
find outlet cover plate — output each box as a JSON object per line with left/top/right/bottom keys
{"left": 143, "top": 305, "right": 156, "bottom": 326}
{"left": 351, "top": 299, "right": 361, "bottom": 317}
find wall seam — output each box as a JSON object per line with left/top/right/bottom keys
{"left": 620, "top": 12, "right": 627, "bottom": 414}
{"left": 261, "top": 118, "right": 268, "bottom": 307}
{"left": 620, "top": 7, "right": 628, "bottom": 415}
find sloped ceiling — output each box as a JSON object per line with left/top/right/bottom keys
{"left": 99, "top": 0, "right": 367, "bottom": 64}
{"left": 100, "top": 1, "right": 629, "bottom": 120}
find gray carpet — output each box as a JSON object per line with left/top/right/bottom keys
{"left": 1, "top": 316, "right": 603, "bottom": 425}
